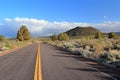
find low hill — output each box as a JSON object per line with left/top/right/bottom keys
{"left": 66, "top": 26, "right": 101, "bottom": 37}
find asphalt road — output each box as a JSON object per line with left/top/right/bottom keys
{"left": 40, "top": 44, "right": 119, "bottom": 80}
{"left": 0, "top": 44, "right": 38, "bottom": 80}
{"left": 0, "top": 43, "right": 119, "bottom": 80}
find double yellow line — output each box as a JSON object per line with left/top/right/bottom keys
{"left": 34, "top": 44, "right": 42, "bottom": 80}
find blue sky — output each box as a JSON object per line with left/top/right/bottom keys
{"left": 0, "top": 0, "right": 120, "bottom": 37}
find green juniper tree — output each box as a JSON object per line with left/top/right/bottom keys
{"left": 58, "top": 33, "right": 69, "bottom": 41}
{"left": 95, "top": 32, "right": 102, "bottom": 39}
{"left": 0, "top": 35, "right": 6, "bottom": 42}
{"left": 108, "top": 32, "right": 116, "bottom": 39}
{"left": 17, "top": 25, "right": 31, "bottom": 41}
{"left": 51, "top": 34, "right": 58, "bottom": 41}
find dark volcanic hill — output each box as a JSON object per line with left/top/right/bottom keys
{"left": 66, "top": 26, "right": 101, "bottom": 37}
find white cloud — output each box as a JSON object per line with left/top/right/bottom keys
{"left": 0, "top": 17, "right": 120, "bottom": 37}
{"left": 1, "top": 17, "right": 91, "bottom": 37}
{"left": 94, "top": 21, "right": 120, "bottom": 32}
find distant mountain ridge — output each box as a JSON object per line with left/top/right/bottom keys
{"left": 66, "top": 26, "right": 100, "bottom": 37}
{"left": 116, "top": 32, "right": 120, "bottom": 34}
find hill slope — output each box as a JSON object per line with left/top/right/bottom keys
{"left": 66, "top": 26, "right": 100, "bottom": 37}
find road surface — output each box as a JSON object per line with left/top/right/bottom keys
{"left": 0, "top": 44, "right": 38, "bottom": 80}
{"left": 0, "top": 43, "right": 119, "bottom": 80}
{"left": 40, "top": 44, "right": 119, "bottom": 80}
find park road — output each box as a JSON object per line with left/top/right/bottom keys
{"left": 0, "top": 44, "right": 38, "bottom": 80}
{"left": 40, "top": 43, "right": 118, "bottom": 80}
{"left": 0, "top": 43, "right": 119, "bottom": 80}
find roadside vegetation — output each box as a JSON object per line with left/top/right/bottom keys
{"left": 45, "top": 27, "right": 120, "bottom": 69}
{"left": 17, "top": 25, "right": 31, "bottom": 41}
{"left": 51, "top": 33, "right": 69, "bottom": 41}
{"left": 0, "top": 25, "right": 33, "bottom": 53}
{"left": 0, "top": 25, "right": 120, "bottom": 69}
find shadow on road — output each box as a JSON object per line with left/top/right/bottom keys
{"left": 65, "top": 67, "right": 97, "bottom": 72}
{"left": 97, "top": 76, "right": 115, "bottom": 80}
{"left": 65, "top": 67, "right": 115, "bottom": 80}
{"left": 50, "top": 45, "right": 120, "bottom": 80}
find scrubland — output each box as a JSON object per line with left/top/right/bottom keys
{"left": 0, "top": 39, "right": 33, "bottom": 53}
{"left": 45, "top": 37, "right": 120, "bottom": 69}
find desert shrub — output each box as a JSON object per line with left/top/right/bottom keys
{"left": 100, "top": 51, "right": 118, "bottom": 62}
{"left": 58, "top": 33, "right": 69, "bottom": 41}
{"left": 95, "top": 32, "right": 103, "bottom": 39}
{"left": 93, "top": 42, "right": 105, "bottom": 58}
{"left": 0, "top": 35, "right": 6, "bottom": 42}
{"left": 49, "top": 35, "right": 120, "bottom": 63}
{"left": 116, "top": 53, "right": 120, "bottom": 59}
{"left": 5, "top": 42, "right": 11, "bottom": 48}
{"left": 108, "top": 32, "right": 117, "bottom": 39}
{"left": 51, "top": 34, "right": 58, "bottom": 41}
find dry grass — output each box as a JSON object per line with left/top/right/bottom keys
{"left": 46, "top": 37, "right": 120, "bottom": 62}
{"left": 0, "top": 39, "right": 32, "bottom": 52}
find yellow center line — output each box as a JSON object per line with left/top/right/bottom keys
{"left": 34, "top": 44, "right": 42, "bottom": 80}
